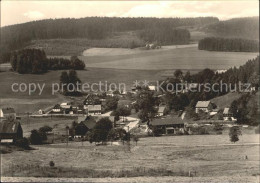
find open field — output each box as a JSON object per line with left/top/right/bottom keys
{"left": 0, "top": 43, "right": 258, "bottom": 113}
{"left": 79, "top": 46, "right": 258, "bottom": 70}
{"left": 2, "top": 175, "right": 259, "bottom": 183}
{"left": 1, "top": 134, "right": 259, "bottom": 182}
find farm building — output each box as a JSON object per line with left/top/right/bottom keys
{"left": 157, "top": 106, "right": 166, "bottom": 117}
{"left": 0, "top": 108, "right": 16, "bottom": 119}
{"left": 74, "top": 116, "right": 96, "bottom": 137}
{"left": 0, "top": 120, "right": 23, "bottom": 143}
{"left": 223, "top": 108, "right": 236, "bottom": 121}
{"left": 148, "top": 85, "right": 156, "bottom": 91}
{"left": 83, "top": 94, "right": 101, "bottom": 107}
{"left": 87, "top": 105, "right": 102, "bottom": 115}
{"left": 60, "top": 102, "right": 71, "bottom": 109}
{"left": 52, "top": 104, "right": 62, "bottom": 113}
{"left": 38, "top": 109, "right": 45, "bottom": 115}
{"left": 150, "top": 117, "right": 185, "bottom": 134}
{"left": 215, "top": 70, "right": 227, "bottom": 74}
{"left": 195, "top": 101, "right": 213, "bottom": 113}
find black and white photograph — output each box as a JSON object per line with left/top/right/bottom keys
{"left": 0, "top": 0, "right": 259, "bottom": 182}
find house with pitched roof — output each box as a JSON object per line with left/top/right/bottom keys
{"left": 157, "top": 106, "right": 166, "bottom": 117}
{"left": 150, "top": 117, "right": 185, "bottom": 134}
{"left": 0, "top": 120, "right": 23, "bottom": 143}
{"left": 223, "top": 108, "right": 236, "bottom": 121}
{"left": 87, "top": 105, "right": 102, "bottom": 115}
{"left": 195, "top": 101, "right": 213, "bottom": 113}
{"left": 74, "top": 116, "right": 96, "bottom": 137}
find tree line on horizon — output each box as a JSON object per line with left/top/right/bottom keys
{"left": 198, "top": 37, "right": 259, "bottom": 52}
{"left": 0, "top": 17, "right": 219, "bottom": 63}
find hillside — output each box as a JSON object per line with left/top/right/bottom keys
{"left": 0, "top": 17, "right": 218, "bottom": 63}
{"left": 210, "top": 92, "right": 242, "bottom": 109}
{"left": 202, "top": 17, "right": 259, "bottom": 40}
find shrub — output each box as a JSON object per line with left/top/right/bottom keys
{"left": 229, "top": 126, "right": 242, "bottom": 143}
{"left": 39, "top": 125, "right": 53, "bottom": 133}
{"left": 49, "top": 161, "right": 55, "bottom": 167}
{"left": 15, "top": 137, "right": 30, "bottom": 149}
{"left": 29, "top": 129, "right": 47, "bottom": 145}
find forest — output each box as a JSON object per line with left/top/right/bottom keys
{"left": 10, "top": 49, "right": 85, "bottom": 74}
{"left": 0, "top": 17, "right": 218, "bottom": 62}
{"left": 139, "top": 27, "right": 190, "bottom": 45}
{"left": 198, "top": 37, "right": 259, "bottom": 52}
{"left": 202, "top": 17, "right": 259, "bottom": 40}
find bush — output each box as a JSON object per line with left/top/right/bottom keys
{"left": 49, "top": 161, "right": 55, "bottom": 167}
{"left": 39, "top": 125, "right": 53, "bottom": 133}
{"left": 229, "top": 126, "right": 242, "bottom": 143}
{"left": 29, "top": 129, "right": 47, "bottom": 145}
{"left": 15, "top": 137, "right": 30, "bottom": 149}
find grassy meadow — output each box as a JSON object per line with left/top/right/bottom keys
{"left": 0, "top": 44, "right": 258, "bottom": 113}
{"left": 1, "top": 134, "right": 259, "bottom": 180}
{"left": 80, "top": 46, "right": 258, "bottom": 70}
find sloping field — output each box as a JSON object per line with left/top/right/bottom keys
{"left": 211, "top": 92, "right": 243, "bottom": 109}
{"left": 1, "top": 134, "right": 259, "bottom": 180}
{"left": 79, "top": 46, "right": 258, "bottom": 70}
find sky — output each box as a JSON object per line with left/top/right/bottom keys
{"left": 1, "top": 0, "right": 259, "bottom": 27}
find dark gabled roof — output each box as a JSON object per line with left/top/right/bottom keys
{"left": 150, "top": 117, "right": 184, "bottom": 126}
{"left": 53, "top": 104, "right": 61, "bottom": 109}
{"left": 0, "top": 120, "right": 21, "bottom": 134}
{"left": 78, "top": 116, "right": 97, "bottom": 130}
{"left": 2, "top": 108, "right": 15, "bottom": 114}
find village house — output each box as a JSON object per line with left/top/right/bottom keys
{"left": 223, "top": 108, "right": 236, "bottom": 121}
{"left": 148, "top": 85, "right": 156, "bottom": 91}
{"left": 83, "top": 94, "right": 101, "bottom": 109}
{"left": 195, "top": 101, "right": 213, "bottom": 113}
{"left": 74, "top": 116, "right": 97, "bottom": 137}
{"left": 38, "top": 109, "right": 45, "bottom": 115}
{"left": 87, "top": 105, "right": 102, "bottom": 115}
{"left": 72, "top": 116, "right": 115, "bottom": 137}
{"left": 150, "top": 117, "right": 185, "bottom": 135}
{"left": 60, "top": 102, "right": 71, "bottom": 109}
{"left": 52, "top": 104, "right": 62, "bottom": 113}
{"left": 0, "top": 108, "right": 16, "bottom": 119}
{"left": 157, "top": 106, "right": 166, "bottom": 117}
{"left": 215, "top": 70, "right": 227, "bottom": 74}
{"left": 0, "top": 120, "right": 23, "bottom": 143}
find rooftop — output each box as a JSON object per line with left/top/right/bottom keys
{"left": 195, "top": 101, "right": 211, "bottom": 108}
{"left": 158, "top": 106, "right": 166, "bottom": 113}
{"left": 150, "top": 117, "right": 184, "bottom": 126}
{"left": 0, "top": 120, "right": 21, "bottom": 134}
{"left": 1, "top": 108, "right": 15, "bottom": 114}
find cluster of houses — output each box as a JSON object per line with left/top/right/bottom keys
{"left": 150, "top": 100, "right": 237, "bottom": 135}
{"left": 49, "top": 94, "right": 103, "bottom": 116}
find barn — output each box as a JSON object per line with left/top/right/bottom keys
{"left": 0, "top": 120, "right": 23, "bottom": 143}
